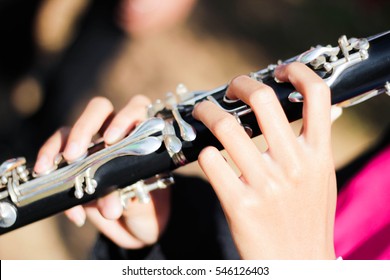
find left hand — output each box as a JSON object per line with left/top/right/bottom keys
{"left": 193, "top": 62, "right": 337, "bottom": 259}
{"left": 34, "top": 95, "right": 170, "bottom": 249}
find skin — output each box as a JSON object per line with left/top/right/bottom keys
{"left": 117, "top": 0, "right": 197, "bottom": 37}
{"left": 34, "top": 0, "right": 197, "bottom": 248}
{"left": 193, "top": 62, "right": 337, "bottom": 259}
{"left": 34, "top": 62, "right": 337, "bottom": 258}
{"left": 34, "top": 95, "right": 170, "bottom": 248}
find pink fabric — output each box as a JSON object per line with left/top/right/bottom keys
{"left": 334, "top": 145, "right": 390, "bottom": 259}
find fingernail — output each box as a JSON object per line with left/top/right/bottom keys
{"left": 34, "top": 155, "right": 49, "bottom": 173}
{"left": 274, "top": 64, "right": 286, "bottom": 76}
{"left": 104, "top": 127, "right": 123, "bottom": 144}
{"left": 98, "top": 192, "right": 123, "bottom": 220}
{"left": 275, "top": 63, "right": 286, "bottom": 70}
{"left": 64, "top": 141, "right": 80, "bottom": 159}
{"left": 73, "top": 211, "right": 86, "bottom": 227}
{"left": 35, "top": 154, "right": 52, "bottom": 173}
{"left": 192, "top": 102, "right": 202, "bottom": 119}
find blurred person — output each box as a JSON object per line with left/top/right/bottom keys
{"left": 1, "top": 0, "right": 202, "bottom": 259}
{"left": 34, "top": 0, "right": 242, "bottom": 258}
{"left": 5, "top": 0, "right": 270, "bottom": 259}
{"left": 1, "top": 0, "right": 388, "bottom": 260}
{"left": 117, "top": 0, "right": 196, "bottom": 37}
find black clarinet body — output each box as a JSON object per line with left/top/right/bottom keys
{"left": 0, "top": 31, "right": 389, "bottom": 235}
{"left": 181, "top": 31, "right": 390, "bottom": 162}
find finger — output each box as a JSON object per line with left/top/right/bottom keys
{"left": 34, "top": 127, "right": 70, "bottom": 174}
{"left": 198, "top": 146, "right": 244, "bottom": 205}
{"left": 64, "top": 205, "right": 86, "bottom": 227}
{"left": 121, "top": 188, "right": 170, "bottom": 245}
{"left": 226, "top": 75, "right": 298, "bottom": 159}
{"left": 63, "top": 97, "right": 114, "bottom": 162}
{"left": 96, "top": 191, "right": 123, "bottom": 220}
{"left": 104, "top": 95, "right": 150, "bottom": 145}
{"left": 274, "top": 62, "right": 331, "bottom": 146}
{"left": 84, "top": 206, "right": 145, "bottom": 249}
{"left": 193, "top": 100, "right": 264, "bottom": 185}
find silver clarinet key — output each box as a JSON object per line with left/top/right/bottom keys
{"left": 0, "top": 202, "right": 17, "bottom": 228}
{"left": 120, "top": 174, "right": 175, "bottom": 207}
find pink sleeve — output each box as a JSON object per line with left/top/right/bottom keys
{"left": 334, "top": 145, "right": 390, "bottom": 260}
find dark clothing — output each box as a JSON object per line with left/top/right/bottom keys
{"left": 91, "top": 174, "right": 240, "bottom": 260}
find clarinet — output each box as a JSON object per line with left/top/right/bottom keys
{"left": 1, "top": 31, "right": 389, "bottom": 234}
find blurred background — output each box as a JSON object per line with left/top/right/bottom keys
{"left": 0, "top": 0, "right": 389, "bottom": 259}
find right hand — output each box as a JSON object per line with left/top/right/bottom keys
{"left": 193, "top": 63, "right": 337, "bottom": 259}
{"left": 34, "top": 95, "right": 171, "bottom": 249}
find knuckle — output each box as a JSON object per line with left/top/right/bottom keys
{"left": 284, "top": 62, "right": 306, "bottom": 80}
{"left": 249, "top": 86, "right": 275, "bottom": 106}
{"left": 229, "top": 75, "right": 251, "bottom": 90}
{"left": 193, "top": 100, "right": 208, "bottom": 118}
{"left": 211, "top": 114, "right": 236, "bottom": 136}
{"left": 115, "top": 109, "right": 140, "bottom": 125}
{"left": 88, "top": 96, "right": 114, "bottom": 111}
{"left": 72, "top": 120, "right": 89, "bottom": 135}
{"left": 307, "top": 80, "right": 330, "bottom": 95}
{"left": 272, "top": 153, "right": 305, "bottom": 184}
{"left": 234, "top": 195, "right": 259, "bottom": 214}
{"left": 113, "top": 113, "right": 133, "bottom": 127}
{"left": 132, "top": 105, "right": 149, "bottom": 119}
{"left": 285, "top": 61, "right": 305, "bottom": 73}
{"left": 287, "top": 61, "right": 301, "bottom": 69}
{"left": 131, "top": 94, "right": 151, "bottom": 106}
{"left": 286, "top": 164, "right": 304, "bottom": 184}
{"left": 198, "top": 146, "right": 220, "bottom": 165}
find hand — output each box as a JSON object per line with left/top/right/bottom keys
{"left": 193, "top": 62, "right": 337, "bottom": 259}
{"left": 34, "top": 95, "right": 170, "bottom": 249}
